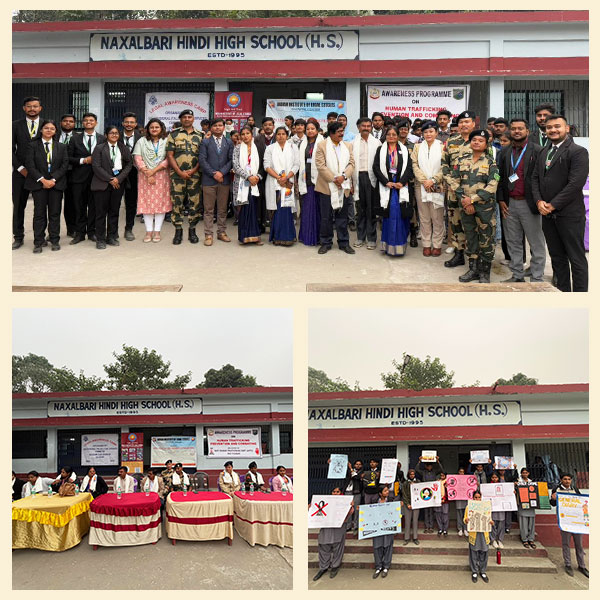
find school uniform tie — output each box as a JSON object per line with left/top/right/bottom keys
{"left": 87, "top": 135, "right": 93, "bottom": 153}
{"left": 44, "top": 142, "right": 51, "bottom": 172}
{"left": 545, "top": 146, "right": 558, "bottom": 170}
{"left": 215, "top": 137, "right": 222, "bottom": 154}
{"left": 29, "top": 120, "right": 36, "bottom": 138}
{"left": 125, "top": 136, "right": 134, "bottom": 150}
{"left": 111, "top": 145, "right": 117, "bottom": 168}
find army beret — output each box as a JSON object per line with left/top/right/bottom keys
{"left": 178, "top": 109, "right": 194, "bottom": 118}
{"left": 469, "top": 129, "right": 490, "bottom": 142}
{"left": 493, "top": 117, "right": 509, "bottom": 126}
{"left": 457, "top": 111, "right": 476, "bottom": 122}
{"left": 421, "top": 120, "right": 439, "bottom": 133}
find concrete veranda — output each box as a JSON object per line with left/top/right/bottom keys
{"left": 13, "top": 529, "right": 292, "bottom": 590}
{"left": 12, "top": 203, "right": 562, "bottom": 291}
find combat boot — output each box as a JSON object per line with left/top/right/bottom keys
{"left": 444, "top": 249, "right": 465, "bottom": 268}
{"left": 188, "top": 227, "right": 199, "bottom": 244}
{"left": 458, "top": 258, "right": 480, "bottom": 283}
{"left": 409, "top": 225, "right": 418, "bottom": 248}
{"left": 478, "top": 258, "right": 491, "bottom": 283}
{"left": 173, "top": 228, "right": 183, "bottom": 245}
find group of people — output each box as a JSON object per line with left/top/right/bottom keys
{"left": 313, "top": 457, "right": 588, "bottom": 583}
{"left": 12, "top": 96, "right": 588, "bottom": 290}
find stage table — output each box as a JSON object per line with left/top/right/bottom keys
{"left": 89, "top": 492, "right": 161, "bottom": 548}
{"left": 165, "top": 491, "right": 233, "bottom": 544}
{"left": 233, "top": 491, "right": 293, "bottom": 548}
{"left": 12, "top": 492, "right": 92, "bottom": 551}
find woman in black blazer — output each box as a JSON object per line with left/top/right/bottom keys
{"left": 24, "top": 120, "right": 69, "bottom": 253}
{"left": 90, "top": 126, "right": 132, "bottom": 249}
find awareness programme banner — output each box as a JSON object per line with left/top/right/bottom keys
{"left": 81, "top": 433, "right": 119, "bottom": 466}
{"left": 557, "top": 493, "right": 589, "bottom": 534}
{"left": 151, "top": 436, "right": 196, "bottom": 468}
{"left": 206, "top": 427, "right": 262, "bottom": 458}
{"left": 145, "top": 93, "right": 210, "bottom": 132}
{"left": 266, "top": 99, "right": 346, "bottom": 131}
{"left": 367, "top": 85, "right": 470, "bottom": 121}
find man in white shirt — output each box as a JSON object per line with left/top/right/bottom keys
{"left": 114, "top": 466, "right": 136, "bottom": 494}
{"left": 371, "top": 112, "right": 385, "bottom": 141}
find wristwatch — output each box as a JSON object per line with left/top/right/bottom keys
{"left": 342, "top": 174, "right": 347, "bottom": 180}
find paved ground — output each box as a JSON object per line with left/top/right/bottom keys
{"left": 307, "top": 547, "right": 588, "bottom": 590}
{"left": 12, "top": 203, "right": 560, "bottom": 291}
{"left": 13, "top": 530, "right": 292, "bottom": 590}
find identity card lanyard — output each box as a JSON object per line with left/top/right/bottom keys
{"left": 509, "top": 144, "right": 527, "bottom": 183}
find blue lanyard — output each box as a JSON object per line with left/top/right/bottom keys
{"left": 152, "top": 140, "right": 160, "bottom": 157}
{"left": 510, "top": 144, "right": 527, "bottom": 172}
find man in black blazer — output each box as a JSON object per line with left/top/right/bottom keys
{"left": 198, "top": 118, "right": 234, "bottom": 245}
{"left": 497, "top": 118, "right": 545, "bottom": 283}
{"left": 68, "top": 112, "right": 106, "bottom": 244}
{"left": 531, "top": 115, "right": 589, "bottom": 292}
{"left": 121, "top": 112, "right": 143, "bottom": 240}
{"left": 253, "top": 117, "right": 275, "bottom": 232}
{"left": 55, "top": 113, "right": 77, "bottom": 237}
{"left": 12, "top": 96, "right": 46, "bottom": 249}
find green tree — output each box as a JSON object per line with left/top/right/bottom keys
{"left": 198, "top": 363, "right": 257, "bottom": 388}
{"left": 380, "top": 353, "right": 455, "bottom": 391}
{"left": 495, "top": 373, "right": 539, "bottom": 386}
{"left": 103, "top": 345, "right": 191, "bottom": 391}
{"left": 308, "top": 367, "right": 354, "bottom": 393}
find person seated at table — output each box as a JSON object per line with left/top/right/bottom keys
{"left": 141, "top": 468, "right": 167, "bottom": 502}
{"left": 244, "top": 461, "right": 268, "bottom": 492}
{"left": 22, "top": 471, "right": 55, "bottom": 497}
{"left": 171, "top": 462, "right": 191, "bottom": 492}
{"left": 81, "top": 466, "right": 109, "bottom": 498}
{"left": 272, "top": 465, "right": 293, "bottom": 493}
{"left": 114, "top": 466, "right": 136, "bottom": 494}
{"left": 12, "top": 471, "right": 26, "bottom": 501}
{"left": 219, "top": 461, "right": 241, "bottom": 496}
{"left": 161, "top": 459, "right": 175, "bottom": 490}
{"left": 51, "top": 466, "right": 77, "bottom": 491}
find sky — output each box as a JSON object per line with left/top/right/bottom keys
{"left": 309, "top": 308, "right": 588, "bottom": 388}
{"left": 13, "top": 309, "right": 293, "bottom": 386}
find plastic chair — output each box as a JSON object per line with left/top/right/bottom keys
{"left": 193, "top": 471, "right": 210, "bottom": 491}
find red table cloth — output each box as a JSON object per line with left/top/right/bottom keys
{"left": 165, "top": 491, "right": 233, "bottom": 543}
{"left": 233, "top": 491, "right": 293, "bottom": 547}
{"left": 89, "top": 492, "right": 162, "bottom": 547}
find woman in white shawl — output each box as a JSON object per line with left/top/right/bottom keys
{"left": 232, "top": 125, "right": 263, "bottom": 245}
{"left": 81, "top": 466, "right": 109, "bottom": 498}
{"left": 219, "top": 461, "right": 241, "bottom": 497}
{"left": 263, "top": 127, "right": 299, "bottom": 246}
{"left": 372, "top": 125, "right": 414, "bottom": 256}
{"left": 298, "top": 118, "right": 324, "bottom": 246}
{"left": 410, "top": 121, "right": 445, "bottom": 257}
{"left": 132, "top": 118, "right": 171, "bottom": 242}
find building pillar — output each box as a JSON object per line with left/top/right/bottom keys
{"left": 512, "top": 439, "right": 526, "bottom": 472}
{"left": 195, "top": 424, "right": 204, "bottom": 470}
{"left": 345, "top": 79, "right": 361, "bottom": 134}
{"left": 396, "top": 441, "right": 409, "bottom": 473}
{"left": 89, "top": 79, "right": 105, "bottom": 131}
{"left": 488, "top": 77, "right": 505, "bottom": 120}
{"left": 270, "top": 423, "right": 281, "bottom": 463}
{"left": 214, "top": 79, "right": 228, "bottom": 92}
{"left": 46, "top": 427, "right": 57, "bottom": 473}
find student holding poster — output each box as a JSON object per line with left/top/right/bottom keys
{"left": 550, "top": 473, "right": 589, "bottom": 578}
{"left": 415, "top": 455, "right": 444, "bottom": 533}
{"left": 488, "top": 472, "right": 507, "bottom": 548}
{"left": 343, "top": 459, "right": 364, "bottom": 532}
{"left": 362, "top": 459, "right": 381, "bottom": 504}
{"left": 371, "top": 485, "right": 396, "bottom": 579}
{"left": 467, "top": 457, "right": 493, "bottom": 484}
{"left": 516, "top": 467, "right": 537, "bottom": 549}
{"left": 454, "top": 467, "right": 469, "bottom": 537}
{"left": 434, "top": 472, "right": 449, "bottom": 536}
{"left": 464, "top": 491, "right": 494, "bottom": 584}
{"left": 401, "top": 469, "right": 421, "bottom": 545}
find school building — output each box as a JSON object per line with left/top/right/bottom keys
{"left": 12, "top": 386, "right": 293, "bottom": 485}
{"left": 12, "top": 10, "right": 588, "bottom": 143}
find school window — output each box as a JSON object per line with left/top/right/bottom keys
{"left": 279, "top": 424, "right": 293, "bottom": 453}
{"left": 70, "top": 90, "right": 89, "bottom": 128}
{"left": 525, "top": 441, "right": 589, "bottom": 489}
{"left": 13, "top": 429, "right": 47, "bottom": 459}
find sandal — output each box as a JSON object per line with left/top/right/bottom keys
{"left": 529, "top": 542, "right": 537, "bottom": 549}
{"left": 152, "top": 232, "right": 161, "bottom": 243}
{"left": 522, "top": 541, "right": 530, "bottom": 548}
{"left": 143, "top": 232, "right": 152, "bottom": 243}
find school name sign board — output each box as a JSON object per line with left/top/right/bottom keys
{"left": 90, "top": 31, "right": 359, "bottom": 62}
{"left": 48, "top": 398, "right": 202, "bottom": 417}
{"left": 308, "top": 401, "right": 522, "bottom": 429}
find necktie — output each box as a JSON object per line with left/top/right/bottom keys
{"left": 30, "top": 121, "right": 36, "bottom": 138}
{"left": 87, "top": 135, "right": 93, "bottom": 153}
{"left": 44, "top": 142, "right": 51, "bottom": 171}
{"left": 126, "top": 136, "right": 133, "bottom": 149}
{"left": 216, "top": 137, "right": 221, "bottom": 152}
{"left": 545, "top": 146, "right": 557, "bottom": 170}
{"left": 111, "top": 145, "right": 116, "bottom": 166}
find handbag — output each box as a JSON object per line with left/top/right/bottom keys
{"left": 58, "top": 481, "right": 76, "bottom": 497}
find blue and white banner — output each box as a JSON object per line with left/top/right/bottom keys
{"left": 151, "top": 436, "right": 197, "bottom": 468}
{"left": 265, "top": 99, "right": 347, "bottom": 131}
{"left": 358, "top": 501, "right": 402, "bottom": 540}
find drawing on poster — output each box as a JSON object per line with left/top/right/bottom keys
{"left": 421, "top": 450, "right": 437, "bottom": 462}
{"left": 480, "top": 482, "right": 517, "bottom": 511}
{"left": 517, "top": 483, "right": 539, "bottom": 509}
{"left": 308, "top": 494, "right": 353, "bottom": 528}
{"left": 379, "top": 458, "right": 398, "bottom": 484}
{"left": 327, "top": 454, "right": 348, "bottom": 479}
{"left": 467, "top": 499, "right": 492, "bottom": 532}
{"left": 358, "top": 501, "right": 402, "bottom": 540}
{"left": 446, "top": 474, "right": 478, "bottom": 501}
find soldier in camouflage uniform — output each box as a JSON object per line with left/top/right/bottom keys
{"left": 166, "top": 109, "right": 204, "bottom": 245}
{"left": 448, "top": 129, "right": 499, "bottom": 283}
{"left": 441, "top": 110, "right": 477, "bottom": 267}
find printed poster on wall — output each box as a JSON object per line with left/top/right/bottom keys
{"left": 480, "top": 482, "right": 518, "bottom": 511}
{"left": 151, "top": 436, "right": 196, "bottom": 468}
{"left": 358, "top": 501, "right": 402, "bottom": 540}
{"left": 556, "top": 493, "right": 589, "bottom": 535}
{"left": 379, "top": 458, "right": 398, "bottom": 484}
{"left": 446, "top": 474, "right": 479, "bottom": 501}
{"left": 265, "top": 99, "right": 346, "bottom": 131}
{"left": 410, "top": 480, "right": 442, "bottom": 509}
{"left": 327, "top": 454, "right": 348, "bottom": 479}
{"left": 145, "top": 92, "right": 210, "bottom": 131}
{"left": 366, "top": 84, "right": 470, "bottom": 121}
{"left": 308, "top": 494, "right": 353, "bottom": 528}
{"left": 467, "top": 499, "right": 492, "bottom": 532}
{"left": 81, "top": 433, "right": 119, "bottom": 466}
{"left": 121, "top": 432, "right": 144, "bottom": 474}
{"left": 206, "top": 427, "right": 262, "bottom": 458}
{"left": 214, "top": 91, "right": 253, "bottom": 129}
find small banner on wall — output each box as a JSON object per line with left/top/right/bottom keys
{"left": 214, "top": 91, "right": 253, "bottom": 129}
{"left": 121, "top": 432, "right": 144, "bottom": 474}
{"left": 145, "top": 92, "right": 210, "bottom": 131}
{"left": 265, "top": 99, "right": 346, "bottom": 130}
{"left": 81, "top": 433, "right": 119, "bottom": 466}
{"left": 150, "top": 436, "right": 196, "bottom": 468}
{"left": 206, "top": 427, "right": 262, "bottom": 458}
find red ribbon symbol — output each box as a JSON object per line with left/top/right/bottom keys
{"left": 311, "top": 500, "right": 329, "bottom": 516}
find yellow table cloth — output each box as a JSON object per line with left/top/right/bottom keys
{"left": 12, "top": 493, "right": 92, "bottom": 551}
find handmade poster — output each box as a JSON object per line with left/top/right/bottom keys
{"left": 517, "top": 483, "right": 539, "bottom": 509}
{"left": 151, "top": 436, "right": 196, "bottom": 467}
{"left": 494, "top": 456, "right": 516, "bottom": 469}
{"left": 470, "top": 450, "right": 490, "bottom": 464}
{"left": 537, "top": 481, "right": 551, "bottom": 509}
{"left": 121, "top": 432, "right": 144, "bottom": 474}
{"left": 467, "top": 500, "right": 492, "bottom": 532}
{"left": 328, "top": 454, "right": 349, "bottom": 479}
{"left": 421, "top": 450, "right": 437, "bottom": 462}
{"left": 410, "top": 480, "right": 442, "bottom": 509}
{"left": 358, "top": 501, "right": 402, "bottom": 540}
{"left": 81, "top": 433, "right": 119, "bottom": 465}
{"left": 144, "top": 92, "right": 210, "bottom": 131}
{"left": 556, "top": 493, "right": 589, "bottom": 535}
{"left": 446, "top": 474, "right": 478, "bottom": 501}
{"left": 308, "top": 494, "right": 353, "bottom": 529}
{"left": 480, "top": 482, "right": 518, "bottom": 511}
{"left": 206, "top": 427, "right": 262, "bottom": 458}
{"left": 379, "top": 458, "right": 399, "bottom": 484}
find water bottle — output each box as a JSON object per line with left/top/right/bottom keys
{"left": 250, "top": 482, "right": 254, "bottom": 496}
{"left": 281, "top": 483, "right": 287, "bottom": 496}
{"left": 145, "top": 482, "right": 150, "bottom": 497}
{"left": 117, "top": 485, "right": 122, "bottom": 499}
{"left": 183, "top": 484, "right": 187, "bottom": 497}
{"left": 46, "top": 487, "right": 50, "bottom": 497}
{"left": 74, "top": 483, "right": 79, "bottom": 495}
{"left": 496, "top": 550, "right": 501, "bottom": 565}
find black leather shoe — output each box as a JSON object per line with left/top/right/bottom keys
{"left": 124, "top": 229, "right": 135, "bottom": 241}
{"left": 12, "top": 240, "right": 24, "bottom": 250}
{"left": 341, "top": 245, "right": 355, "bottom": 254}
{"left": 410, "top": 228, "right": 418, "bottom": 247}
{"left": 188, "top": 227, "right": 199, "bottom": 243}
{"left": 478, "top": 259, "right": 492, "bottom": 283}
{"left": 88, "top": 233, "right": 97, "bottom": 242}
{"left": 96, "top": 241, "right": 107, "bottom": 250}
{"left": 107, "top": 238, "right": 120, "bottom": 247}
{"left": 312, "top": 569, "right": 327, "bottom": 582}
{"left": 329, "top": 567, "right": 339, "bottom": 579}
{"left": 444, "top": 249, "right": 465, "bottom": 268}
{"left": 51, "top": 243, "right": 60, "bottom": 251}
{"left": 459, "top": 259, "right": 480, "bottom": 283}
{"left": 503, "top": 276, "right": 525, "bottom": 283}
{"left": 173, "top": 229, "right": 183, "bottom": 245}
{"left": 67, "top": 230, "right": 75, "bottom": 238}
{"left": 318, "top": 245, "right": 330, "bottom": 254}
{"left": 349, "top": 222, "right": 357, "bottom": 232}
{"left": 578, "top": 566, "right": 589, "bottom": 578}
{"left": 565, "top": 566, "right": 574, "bottom": 576}
{"left": 33, "top": 246, "right": 42, "bottom": 254}
{"left": 70, "top": 235, "right": 85, "bottom": 245}
{"left": 41, "top": 240, "right": 48, "bottom": 247}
